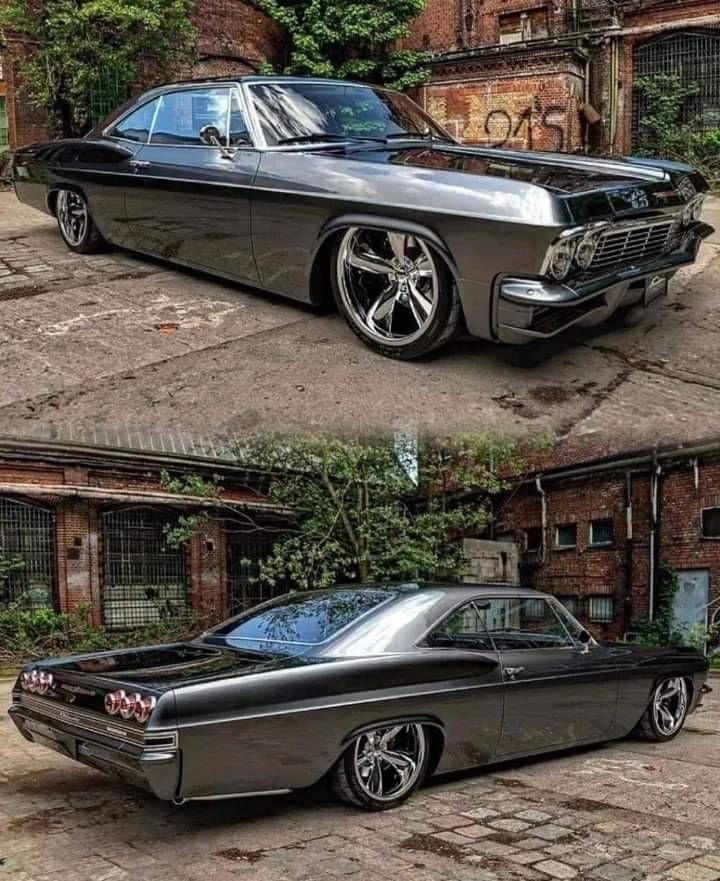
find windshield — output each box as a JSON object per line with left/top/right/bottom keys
{"left": 247, "top": 81, "right": 453, "bottom": 147}
{"left": 202, "top": 588, "right": 397, "bottom": 654}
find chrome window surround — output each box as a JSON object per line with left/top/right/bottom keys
{"left": 17, "top": 693, "right": 177, "bottom": 752}
{"left": 105, "top": 83, "right": 257, "bottom": 152}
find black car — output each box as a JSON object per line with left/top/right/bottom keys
{"left": 9, "top": 583, "right": 710, "bottom": 810}
{"left": 11, "top": 76, "right": 713, "bottom": 359}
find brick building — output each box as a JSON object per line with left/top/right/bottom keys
{"left": 490, "top": 438, "right": 720, "bottom": 643}
{"left": 0, "top": 435, "right": 289, "bottom": 630}
{"left": 405, "top": 0, "right": 720, "bottom": 154}
{"left": 1, "top": 0, "right": 283, "bottom": 150}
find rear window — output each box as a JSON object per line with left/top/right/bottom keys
{"left": 205, "top": 589, "right": 396, "bottom": 653}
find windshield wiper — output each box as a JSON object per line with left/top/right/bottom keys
{"left": 277, "top": 133, "right": 386, "bottom": 146}
{"left": 385, "top": 132, "right": 456, "bottom": 144}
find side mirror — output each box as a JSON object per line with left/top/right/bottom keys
{"left": 199, "top": 125, "right": 224, "bottom": 148}
{"left": 578, "top": 629, "right": 592, "bottom": 644}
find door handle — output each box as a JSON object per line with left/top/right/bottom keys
{"left": 504, "top": 666, "right": 525, "bottom": 680}
{"left": 130, "top": 160, "right": 151, "bottom": 171}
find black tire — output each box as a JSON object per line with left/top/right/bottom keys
{"left": 55, "top": 189, "right": 108, "bottom": 254}
{"left": 330, "top": 229, "right": 461, "bottom": 360}
{"left": 330, "top": 723, "right": 431, "bottom": 811}
{"left": 634, "top": 676, "right": 690, "bottom": 742}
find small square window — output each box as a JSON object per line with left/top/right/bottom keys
{"left": 523, "top": 598, "right": 546, "bottom": 620}
{"left": 555, "top": 523, "right": 577, "bottom": 549}
{"left": 590, "top": 518, "right": 614, "bottom": 546}
{"left": 557, "top": 595, "right": 579, "bottom": 616}
{"left": 702, "top": 507, "right": 720, "bottom": 538}
{"left": 588, "top": 595, "right": 614, "bottom": 623}
{"left": 525, "top": 527, "right": 543, "bottom": 552}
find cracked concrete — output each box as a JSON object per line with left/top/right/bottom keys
{"left": 0, "top": 191, "right": 718, "bottom": 440}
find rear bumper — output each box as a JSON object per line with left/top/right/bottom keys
{"left": 9, "top": 696, "right": 180, "bottom": 801}
{"left": 492, "top": 222, "right": 713, "bottom": 344}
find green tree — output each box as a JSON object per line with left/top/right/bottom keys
{"left": 163, "top": 434, "right": 529, "bottom": 590}
{"left": 0, "top": 547, "right": 24, "bottom": 587}
{"left": 0, "top": 0, "right": 197, "bottom": 138}
{"left": 253, "top": 0, "right": 431, "bottom": 90}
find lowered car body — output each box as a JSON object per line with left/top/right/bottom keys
{"left": 9, "top": 584, "right": 710, "bottom": 810}
{"left": 10, "top": 76, "right": 714, "bottom": 359}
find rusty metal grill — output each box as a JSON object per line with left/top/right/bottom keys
{"left": 0, "top": 498, "right": 56, "bottom": 610}
{"left": 227, "top": 529, "right": 289, "bottom": 615}
{"left": 589, "top": 219, "right": 677, "bottom": 273}
{"left": 633, "top": 30, "right": 720, "bottom": 146}
{"left": 102, "top": 507, "right": 188, "bottom": 630}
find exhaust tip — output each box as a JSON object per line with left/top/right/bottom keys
{"left": 172, "top": 796, "right": 186, "bottom": 806}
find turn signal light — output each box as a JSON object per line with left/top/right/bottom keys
{"left": 104, "top": 689, "right": 156, "bottom": 724}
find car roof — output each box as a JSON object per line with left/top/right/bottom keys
{"left": 147, "top": 75, "right": 385, "bottom": 92}
{"left": 323, "top": 581, "right": 549, "bottom": 599}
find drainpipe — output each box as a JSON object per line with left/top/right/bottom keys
{"left": 535, "top": 475, "right": 547, "bottom": 564}
{"left": 623, "top": 470, "right": 633, "bottom": 632}
{"left": 648, "top": 452, "right": 662, "bottom": 620}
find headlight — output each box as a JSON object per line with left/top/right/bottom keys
{"left": 547, "top": 237, "right": 577, "bottom": 281}
{"left": 575, "top": 234, "right": 600, "bottom": 271}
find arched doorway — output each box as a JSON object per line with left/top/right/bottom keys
{"left": 633, "top": 30, "right": 720, "bottom": 147}
{"left": 0, "top": 498, "right": 56, "bottom": 610}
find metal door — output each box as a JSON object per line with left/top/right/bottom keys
{"left": 672, "top": 569, "right": 710, "bottom": 641}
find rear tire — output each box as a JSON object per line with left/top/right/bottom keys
{"left": 634, "top": 676, "right": 690, "bottom": 742}
{"left": 331, "top": 722, "right": 430, "bottom": 811}
{"left": 55, "top": 189, "right": 107, "bottom": 254}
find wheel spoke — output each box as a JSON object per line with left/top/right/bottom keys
{"left": 379, "top": 725, "right": 404, "bottom": 749}
{"left": 387, "top": 232, "right": 408, "bottom": 263}
{"left": 369, "top": 759, "right": 383, "bottom": 797}
{"left": 367, "top": 288, "right": 397, "bottom": 332}
{"left": 407, "top": 282, "right": 433, "bottom": 328}
{"left": 348, "top": 249, "right": 393, "bottom": 275}
{"left": 381, "top": 749, "right": 416, "bottom": 779}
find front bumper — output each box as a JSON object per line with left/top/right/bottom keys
{"left": 9, "top": 693, "right": 179, "bottom": 800}
{"left": 493, "top": 222, "right": 713, "bottom": 345}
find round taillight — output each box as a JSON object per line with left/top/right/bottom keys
{"left": 119, "top": 692, "right": 141, "bottom": 720}
{"left": 20, "top": 671, "right": 31, "bottom": 690}
{"left": 104, "top": 689, "right": 125, "bottom": 715}
{"left": 133, "top": 695, "right": 157, "bottom": 724}
{"left": 37, "top": 672, "right": 53, "bottom": 695}
{"left": 29, "top": 670, "right": 41, "bottom": 693}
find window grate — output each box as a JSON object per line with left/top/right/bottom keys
{"left": 633, "top": 30, "right": 720, "bottom": 147}
{"left": 0, "top": 498, "right": 56, "bottom": 610}
{"left": 102, "top": 507, "right": 188, "bottom": 630}
{"left": 227, "top": 527, "right": 289, "bottom": 615}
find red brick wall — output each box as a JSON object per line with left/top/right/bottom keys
{"left": 421, "top": 49, "right": 586, "bottom": 150}
{"left": 4, "top": 51, "right": 48, "bottom": 150}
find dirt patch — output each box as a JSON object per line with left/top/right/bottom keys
{"left": 529, "top": 384, "right": 576, "bottom": 405}
{"left": 215, "top": 848, "right": 264, "bottom": 863}
{"left": 400, "top": 832, "right": 467, "bottom": 863}
{"left": 492, "top": 777, "right": 526, "bottom": 788}
{"left": 562, "top": 796, "right": 609, "bottom": 812}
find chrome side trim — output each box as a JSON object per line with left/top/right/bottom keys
{"left": 179, "top": 788, "right": 292, "bottom": 803}
{"left": 17, "top": 694, "right": 177, "bottom": 751}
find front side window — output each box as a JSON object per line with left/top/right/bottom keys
{"left": 150, "top": 88, "right": 231, "bottom": 146}
{"left": 483, "top": 597, "right": 573, "bottom": 650}
{"left": 427, "top": 601, "right": 494, "bottom": 651}
{"left": 248, "top": 81, "right": 451, "bottom": 147}
{"left": 111, "top": 98, "right": 160, "bottom": 143}
{"left": 203, "top": 588, "right": 395, "bottom": 654}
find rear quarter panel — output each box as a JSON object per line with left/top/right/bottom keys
{"left": 173, "top": 650, "right": 503, "bottom": 799}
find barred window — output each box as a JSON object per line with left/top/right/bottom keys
{"left": 588, "top": 595, "right": 614, "bottom": 624}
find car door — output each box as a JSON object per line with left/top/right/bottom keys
{"left": 488, "top": 596, "right": 619, "bottom": 757}
{"left": 123, "top": 85, "right": 260, "bottom": 282}
{"left": 423, "top": 599, "right": 504, "bottom": 770}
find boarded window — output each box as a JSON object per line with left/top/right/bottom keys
{"left": 702, "top": 507, "right": 720, "bottom": 538}
{"left": 590, "top": 518, "right": 614, "bottom": 546}
{"left": 555, "top": 523, "right": 577, "bottom": 549}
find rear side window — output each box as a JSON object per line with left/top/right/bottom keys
{"left": 111, "top": 99, "right": 159, "bottom": 143}
{"left": 150, "top": 88, "right": 231, "bottom": 146}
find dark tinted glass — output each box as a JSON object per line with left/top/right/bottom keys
{"left": 590, "top": 518, "right": 614, "bottom": 545}
{"left": 249, "top": 82, "right": 449, "bottom": 146}
{"left": 111, "top": 98, "right": 159, "bottom": 143}
{"left": 150, "top": 88, "right": 230, "bottom": 146}
{"left": 556, "top": 523, "right": 577, "bottom": 548}
{"left": 702, "top": 507, "right": 720, "bottom": 538}
{"left": 206, "top": 589, "right": 395, "bottom": 652}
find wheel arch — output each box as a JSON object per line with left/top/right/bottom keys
{"left": 307, "top": 214, "right": 461, "bottom": 308}
{"left": 335, "top": 714, "right": 446, "bottom": 776}
{"left": 46, "top": 183, "right": 86, "bottom": 217}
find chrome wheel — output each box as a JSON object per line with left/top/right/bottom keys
{"left": 57, "top": 190, "right": 88, "bottom": 246}
{"left": 653, "top": 677, "right": 688, "bottom": 736}
{"left": 337, "top": 228, "right": 440, "bottom": 346}
{"left": 353, "top": 723, "right": 426, "bottom": 802}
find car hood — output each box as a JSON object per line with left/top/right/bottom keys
{"left": 341, "top": 143, "right": 708, "bottom": 222}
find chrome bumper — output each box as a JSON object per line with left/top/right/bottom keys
{"left": 493, "top": 222, "right": 713, "bottom": 344}
{"left": 9, "top": 694, "right": 180, "bottom": 800}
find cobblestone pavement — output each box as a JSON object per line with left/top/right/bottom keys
{"left": 1, "top": 678, "right": 719, "bottom": 881}
{"left": 1, "top": 190, "right": 720, "bottom": 441}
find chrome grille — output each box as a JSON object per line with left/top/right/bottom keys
{"left": 589, "top": 219, "right": 678, "bottom": 273}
